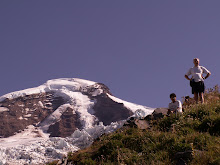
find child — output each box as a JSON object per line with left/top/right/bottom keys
{"left": 168, "top": 93, "right": 182, "bottom": 115}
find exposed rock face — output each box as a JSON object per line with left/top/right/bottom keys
{"left": 83, "top": 83, "right": 133, "bottom": 125}
{"left": 92, "top": 94, "right": 133, "bottom": 125}
{"left": 0, "top": 92, "right": 66, "bottom": 138}
{"left": 0, "top": 82, "right": 134, "bottom": 138}
{"left": 47, "top": 107, "right": 82, "bottom": 137}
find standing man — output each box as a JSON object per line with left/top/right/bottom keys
{"left": 185, "top": 58, "right": 211, "bottom": 103}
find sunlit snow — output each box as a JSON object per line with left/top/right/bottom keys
{"left": 0, "top": 78, "right": 96, "bottom": 102}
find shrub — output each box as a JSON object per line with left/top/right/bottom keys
{"left": 157, "top": 116, "right": 177, "bottom": 131}
{"left": 78, "top": 158, "right": 96, "bottom": 165}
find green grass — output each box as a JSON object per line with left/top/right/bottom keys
{"left": 48, "top": 86, "right": 220, "bottom": 165}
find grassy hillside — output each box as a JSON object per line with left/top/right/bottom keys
{"left": 49, "top": 86, "right": 220, "bottom": 165}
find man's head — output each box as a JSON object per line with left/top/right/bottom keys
{"left": 193, "top": 58, "right": 200, "bottom": 66}
{"left": 170, "top": 93, "right": 176, "bottom": 102}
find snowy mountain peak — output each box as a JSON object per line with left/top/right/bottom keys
{"left": 0, "top": 78, "right": 154, "bottom": 164}
{"left": 0, "top": 78, "right": 109, "bottom": 102}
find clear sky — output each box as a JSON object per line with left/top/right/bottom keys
{"left": 0, "top": 0, "right": 219, "bottom": 108}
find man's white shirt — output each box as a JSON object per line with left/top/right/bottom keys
{"left": 186, "top": 66, "right": 210, "bottom": 82}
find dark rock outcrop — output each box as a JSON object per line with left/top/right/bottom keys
{"left": 144, "top": 108, "right": 168, "bottom": 121}
{"left": 92, "top": 94, "right": 133, "bottom": 125}
{"left": 0, "top": 92, "right": 66, "bottom": 138}
{"left": 47, "top": 107, "right": 82, "bottom": 137}
{"left": 125, "top": 108, "right": 169, "bottom": 130}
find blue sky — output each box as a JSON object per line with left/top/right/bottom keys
{"left": 0, "top": 0, "right": 219, "bottom": 108}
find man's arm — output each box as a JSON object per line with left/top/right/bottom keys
{"left": 185, "top": 75, "right": 191, "bottom": 80}
{"left": 203, "top": 72, "right": 211, "bottom": 79}
{"left": 185, "top": 68, "right": 192, "bottom": 80}
{"left": 201, "top": 66, "right": 211, "bottom": 79}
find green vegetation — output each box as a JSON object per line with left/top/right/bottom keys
{"left": 48, "top": 86, "right": 220, "bottom": 165}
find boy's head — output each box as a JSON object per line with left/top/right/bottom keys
{"left": 170, "top": 93, "right": 176, "bottom": 102}
{"left": 170, "top": 93, "right": 176, "bottom": 98}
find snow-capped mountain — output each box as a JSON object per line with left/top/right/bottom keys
{"left": 0, "top": 78, "right": 154, "bottom": 164}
